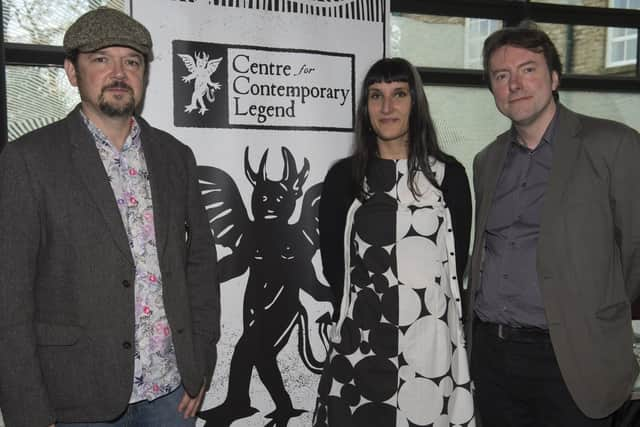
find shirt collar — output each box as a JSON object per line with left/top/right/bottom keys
{"left": 80, "top": 110, "right": 141, "bottom": 152}
{"left": 509, "top": 106, "right": 559, "bottom": 151}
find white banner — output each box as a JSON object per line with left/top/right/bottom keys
{"left": 132, "top": 0, "right": 387, "bottom": 425}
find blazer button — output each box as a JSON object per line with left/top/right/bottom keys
{"left": 122, "top": 280, "right": 131, "bottom": 288}
{"left": 122, "top": 341, "right": 132, "bottom": 349}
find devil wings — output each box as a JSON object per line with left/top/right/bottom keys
{"left": 198, "top": 146, "right": 322, "bottom": 284}
{"left": 178, "top": 52, "right": 222, "bottom": 82}
{"left": 198, "top": 158, "right": 251, "bottom": 283}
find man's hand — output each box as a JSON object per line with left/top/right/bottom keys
{"left": 177, "top": 384, "right": 205, "bottom": 419}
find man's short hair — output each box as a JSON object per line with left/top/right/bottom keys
{"left": 482, "top": 21, "right": 563, "bottom": 98}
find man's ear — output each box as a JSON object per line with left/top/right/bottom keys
{"left": 551, "top": 70, "right": 559, "bottom": 92}
{"left": 64, "top": 58, "right": 79, "bottom": 87}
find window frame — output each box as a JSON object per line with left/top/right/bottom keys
{"left": 393, "top": 0, "right": 640, "bottom": 91}
{"left": 1, "top": 0, "right": 6, "bottom": 152}
{"left": 606, "top": 0, "right": 638, "bottom": 67}
{"left": 2, "top": 0, "right": 640, "bottom": 149}
{"left": 463, "top": 17, "right": 502, "bottom": 69}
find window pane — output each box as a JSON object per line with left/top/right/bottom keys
{"left": 393, "top": 16, "right": 637, "bottom": 75}
{"left": 424, "top": 85, "right": 639, "bottom": 251}
{"left": 629, "top": 37, "right": 638, "bottom": 58}
{"left": 560, "top": 92, "right": 640, "bottom": 131}
{"left": 424, "top": 86, "right": 509, "bottom": 175}
{"left": 3, "top": 0, "right": 125, "bottom": 44}
{"left": 610, "top": 41, "right": 624, "bottom": 62}
{"left": 391, "top": 14, "right": 502, "bottom": 69}
{"left": 423, "top": 85, "right": 640, "bottom": 194}
{"left": 611, "top": 27, "right": 626, "bottom": 38}
{"left": 479, "top": 20, "right": 488, "bottom": 34}
{"left": 391, "top": 14, "right": 466, "bottom": 68}
{"left": 6, "top": 66, "right": 79, "bottom": 142}
{"left": 606, "top": 27, "right": 638, "bottom": 67}
{"left": 530, "top": 22, "right": 637, "bottom": 74}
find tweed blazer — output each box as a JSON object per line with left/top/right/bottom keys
{"left": 0, "top": 107, "right": 220, "bottom": 427}
{"left": 467, "top": 104, "right": 640, "bottom": 418}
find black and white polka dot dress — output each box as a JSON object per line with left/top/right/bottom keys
{"left": 313, "top": 158, "right": 475, "bottom": 427}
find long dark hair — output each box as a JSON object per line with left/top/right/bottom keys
{"left": 352, "top": 57, "right": 454, "bottom": 200}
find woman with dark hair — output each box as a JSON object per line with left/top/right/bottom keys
{"left": 313, "top": 58, "right": 474, "bottom": 426}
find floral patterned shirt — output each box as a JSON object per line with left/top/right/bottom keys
{"left": 81, "top": 113, "right": 181, "bottom": 402}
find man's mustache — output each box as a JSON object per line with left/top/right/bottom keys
{"left": 102, "top": 81, "right": 133, "bottom": 93}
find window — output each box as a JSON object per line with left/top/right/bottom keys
{"left": 464, "top": 18, "right": 501, "bottom": 69}
{"left": 6, "top": 66, "right": 79, "bottom": 142}
{"left": 3, "top": 0, "right": 125, "bottom": 44}
{"left": 2, "top": 0, "right": 125, "bottom": 143}
{"left": 606, "top": 0, "right": 639, "bottom": 67}
{"left": 3, "top": 1, "right": 640, "bottom": 147}
{"left": 390, "top": 15, "right": 502, "bottom": 70}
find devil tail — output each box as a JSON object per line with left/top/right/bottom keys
{"left": 297, "top": 309, "right": 327, "bottom": 374}
{"left": 207, "top": 87, "right": 216, "bottom": 103}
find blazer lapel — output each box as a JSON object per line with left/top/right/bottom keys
{"left": 67, "top": 110, "right": 134, "bottom": 266}
{"left": 140, "top": 122, "right": 170, "bottom": 261}
{"left": 539, "top": 105, "right": 582, "bottom": 252}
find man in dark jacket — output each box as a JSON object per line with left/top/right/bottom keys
{"left": 468, "top": 23, "right": 640, "bottom": 426}
{"left": 0, "top": 8, "right": 220, "bottom": 427}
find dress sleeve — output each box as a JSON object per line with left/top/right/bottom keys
{"left": 442, "top": 161, "right": 472, "bottom": 284}
{"left": 319, "top": 157, "right": 354, "bottom": 315}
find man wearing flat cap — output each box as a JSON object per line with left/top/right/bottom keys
{"left": 0, "top": 7, "right": 220, "bottom": 427}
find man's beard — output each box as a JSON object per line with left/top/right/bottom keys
{"left": 98, "top": 81, "right": 136, "bottom": 117}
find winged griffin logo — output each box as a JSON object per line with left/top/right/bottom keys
{"left": 198, "top": 147, "right": 333, "bottom": 427}
{"left": 178, "top": 51, "right": 222, "bottom": 115}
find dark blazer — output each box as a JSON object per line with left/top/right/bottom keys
{"left": 0, "top": 108, "right": 220, "bottom": 427}
{"left": 319, "top": 155, "right": 472, "bottom": 311}
{"left": 468, "top": 104, "right": 640, "bottom": 418}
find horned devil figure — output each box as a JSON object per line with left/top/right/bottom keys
{"left": 178, "top": 51, "right": 222, "bottom": 115}
{"left": 198, "top": 147, "right": 333, "bottom": 427}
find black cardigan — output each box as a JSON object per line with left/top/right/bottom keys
{"left": 319, "top": 156, "right": 472, "bottom": 310}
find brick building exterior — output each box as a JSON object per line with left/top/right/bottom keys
{"left": 399, "top": 0, "right": 637, "bottom": 77}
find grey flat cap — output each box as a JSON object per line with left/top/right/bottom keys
{"left": 63, "top": 7, "right": 153, "bottom": 61}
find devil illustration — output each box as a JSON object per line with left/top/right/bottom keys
{"left": 178, "top": 51, "right": 222, "bottom": 115}
{"left": 198, "top": 146, "right": 333, "bottom": 427}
